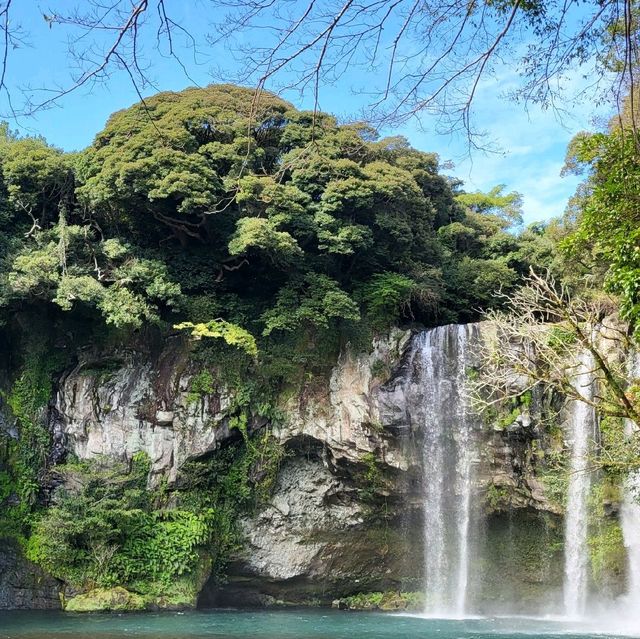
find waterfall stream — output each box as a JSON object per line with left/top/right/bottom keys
{"left": 621, "top": 469, "right": 640, "bottom": 615}
{"left": 402, "top": 325, "right": 639, "bottom": 624}
{"left": 563, "top": 350, "right": 596, "bottom": 619}
{"left": 409, "top": 324, "right": 479, "bottom": 617}
{"left": 620, "top": 353, "right": 640, "bottom": 622}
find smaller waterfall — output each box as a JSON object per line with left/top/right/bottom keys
{"left": 620, "top": 352, "right": 640, "bottom": 622}
{"left": 563, "top": 350, "right": 596, "bottom": 618}
{"left": 621, "top": 471, "right": 640, "bottom": 611}
{"left": 408, "top": 324, "right": 480, "bottom": 617}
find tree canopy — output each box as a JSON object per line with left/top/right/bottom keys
{"left": 562, "top": 99, "right": 640, "bottom": 336}
{"left": 0, "top": 84, "right": 550, "bottom": 357}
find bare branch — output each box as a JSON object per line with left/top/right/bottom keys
{"left": 469, "top": 269, "right": 640, "bottom": 427}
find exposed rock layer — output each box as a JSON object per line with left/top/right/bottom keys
{"left": 0, "top": 541, "right": 60, "bottom": 610}
{"left": 1, "top": 323, "right": 591, "bottom": 610}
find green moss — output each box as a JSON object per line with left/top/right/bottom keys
{"left": 587, "top": 479, "right": 626, "bottom": 593}
{"left": 78, "top": 358, "right": 124, "bottom": 382}
{"left": 370, "top": 359, "right": 389, "bottom": 380}
{"left": 359, "top": 452, "right": 384, "bottom": 503}
{"left": 537, "top": 450, "right": 569, "bottom": 510}
{"left": 486, "top": 485, "right": 511, "bottom": 512}
{"left": 366, "top": 420, "right": 385, "bottom": 434}
{"left": 484, "top": 391, "right": 532, "bottom": 431}
{"left": 520, "top": 390, "right": 533, "bottom": 409}
{"left": 466, "top": 366, "right": 480, "bottom": 382}
{"left": 474, "top": 511, "right": 564, "bottom": 608}
{"left": 339, "top": 591, "right": 425, "bottom": 611}
{"left": 497, "top": 407, "right": 521, "bottom": 430}
{"left": 588, "top": 520, "right": 626, "bottom": 590}
{"left": 599, "top": 416, "right": 640, "bottom": 476}
{"left": 64, "top": 587, "right": 147, "bottom": 612}
{"left": 186, "top": 369, "right": 216, "bottom": 405}
{"left": 0, "top": 333, "right": 67, "bottom": 539}
{"left": 547, "top": 326, "right": 577, "bottom": 352}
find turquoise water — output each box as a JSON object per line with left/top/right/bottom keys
{"left": 0, "top": 609, "right": 637, "bottom": 639}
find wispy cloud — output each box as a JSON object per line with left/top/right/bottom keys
{"left": 392, "top": 67, "right": 610, "bottom": 224}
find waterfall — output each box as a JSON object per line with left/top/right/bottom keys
{"left": 408, "top": 324, "right": 479, "bottom": 617}
{"left": 620, "top": 352, "right": 640, "bottom": 621}
{"left": 563, "top": 350, "right": 596, "bottom": 618}
{"left": 621, "top": 470, "right": 640, "bottom": 614}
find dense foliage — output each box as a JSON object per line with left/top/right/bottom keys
{"left": 0, "top": 85, "right": 547, "bottom": 340}
{"left": 24, "top": 432, "right": 285, "bottom": 601}
{"left": 563, "top": 125, "right": 640, "bottom": 335}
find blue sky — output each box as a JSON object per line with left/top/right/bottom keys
{"left": 2, "top": 3, "right": 609, "bottom": 225}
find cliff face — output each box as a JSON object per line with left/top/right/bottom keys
{"left": 52, "top": 328, "right": 424, "bottom": 606}
{"left": 53, "top": 330, "right": 414, "bottom": 481}
{"left": 0, "top": 540, "right": 60, "bottom": 610}
{"left": 0, "top": 323, "right": 594, "bottom": 611}
{"left": 53, "top": 338, "right": 237, "bottom": 484}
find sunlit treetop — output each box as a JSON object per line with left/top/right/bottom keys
{"left": 0, "top": 84, "right": 538, "bottom": 340}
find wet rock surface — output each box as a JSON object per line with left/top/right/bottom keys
{"left": 0, "top": 541, "right": 61, "bottom": 610}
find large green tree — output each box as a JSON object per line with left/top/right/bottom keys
{"left": 563, "top": 113, "right": 640, "bottom": 335}
{"left": 0, "top": 85, "right": 539, "bottom": 342}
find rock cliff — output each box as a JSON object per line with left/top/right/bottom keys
{"left": 0, "top": 540, "right": 60, "bottom": 610}
{"left": 0, "top": 323, "right": 595, "bottom": 611}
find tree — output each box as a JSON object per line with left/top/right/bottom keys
{"left": 563, "top": 123, "right": 640, "bottom": 336}
{"left": 6, "top": 226, "right": 182, "bottom": 329}
{"left": 76, "top": 85, "right": 293, "bottom": 245}
{"left": 0, "top": 85, "right": 546, "bottom": 342}
{"left": 174, "top": 319, "right": 258, "bottom": 356}
{"left": 472, "top": 269, "right": 638, "bottom": 422}
{"left": 261, "top": 273, "right": 361, "bottom": 335}
{"left": 71, "top": 85, "right": 529, "bottom": 330}
{"left": 456, "top": 186, "right": 523, "bottom": 226}
{"left": 471, "top": 268, "right": 640, "bottom": 472}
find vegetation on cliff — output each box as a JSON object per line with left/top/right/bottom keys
{"left": 1, "top": 82, "right": 638, "bottom": 606}
{"left": 0, "top": 85, "right": 545, "bottom": 340}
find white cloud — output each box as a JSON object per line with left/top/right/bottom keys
{"left": 387, "top": 65, "right": 610, "bottom": 224}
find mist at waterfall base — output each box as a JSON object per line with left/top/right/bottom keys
{"left": 405, "top": 324, "right": 640, "bottom": 636}
{"left": 0, "top": 609, "right": 634, "bottom": 639}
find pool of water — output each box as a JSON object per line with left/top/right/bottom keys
{"left": 0, "top": 609, "right": 638, "bottom": 639}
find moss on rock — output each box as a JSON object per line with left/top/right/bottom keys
{"left": 335, "top": 591, "right": 424, "bottom": 611}
{"left": 473, "top": 510, "right": 564, "bottom": 613}
{"left": 64, "top": 587, "right": 147, "bottom": 612}
{"left": 133, "top": 554, "right": 213, "bottom": 610}
{"left": 588, "top": 519, "right": 626, "bottom": 593}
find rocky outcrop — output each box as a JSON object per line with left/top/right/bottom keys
{"left": 198, "top": 323, "right": 564, "bottom": 608}
{"left": 51, "top": 328, "right": 426, "bottom": 607}
{"left": 54, "top": 337, "right": 239, "bottom": 483}
{"left": 200, "top": 453, "right": 422, "bottom": 607}
{"left": 0, "top": 541, "right": 60, "bottom": 610}
{"left": 276, "top": 328, "right": 413, "bottom": 471}
{"left": 54, "top": 330, "right": 413, "bottom": 484}
{"left": 46, "top": 323, "right": 571, "bottom": 609}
